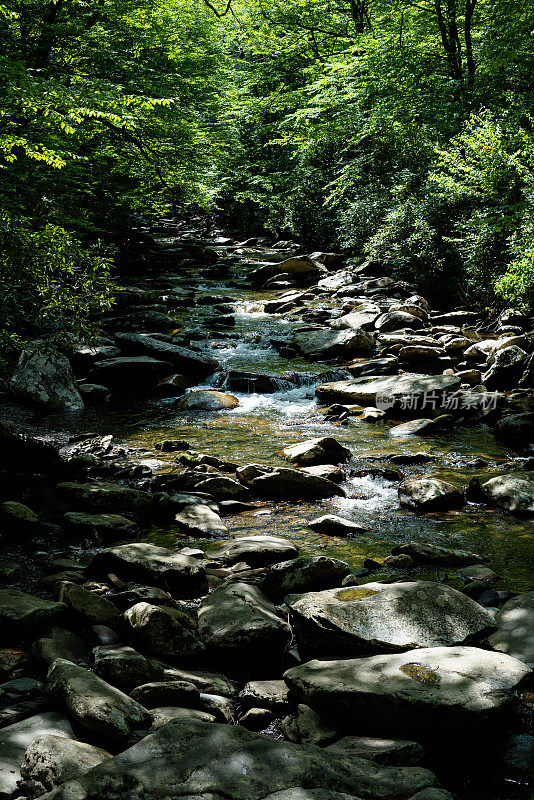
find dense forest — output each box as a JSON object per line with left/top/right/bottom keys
{"left": 1, "top": 0, "right": 534, "bottom": 349}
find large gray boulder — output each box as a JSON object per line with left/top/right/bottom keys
{"left": 175, "top": 389, "right": 239, "bottom": 411}
{"left": 483, "top": 344, "right": 527, "bottom": 389}
{"left": 198, "top": 582, "right": 290, "bottom": 662}
{"left": 89, "top": 543, "right": 207, "bottom": 597}
{"left": 293, "top": 328, "right": 374, "bottom": 359}
{"left": 212, "top": 535, "right": 298, "bottom": 567}
{"left": 59, "top": 717, "right": 438, "bottom": 800}
{"left": 174, "top": 503, "right": 228, "bottom": 536}
{"left": 481, "top": 472, "right": 534, "bottom": 514}
{"left": 10, "top": 347, "right": 84, "bottom": 411}
{"left": 285, "top": 582, "right": 495, "bottom": 656}
{"left": 285, "top": 647, "right": 532, "bottom": 737}
{"left": 19, "top": 734, "right": 111, "bottom": 798}
{"left": 45, "top": 659, "right": 151, "bottom": 738}
{"left": 398, "top": 479, "right": 464, "bottom": 512}
{"left": 0, "top": 712, "right": 73, "bottom": 797}
{"left": 124, "top": 602, "right": 204, "bottom": 658}
{"left": 250, "top": 467, "right": 345, "bottom": 500}
{"left": 489, "top": 591, "right": 534, "bottom": 667}
{"left": 282, "top": 436, "right": 351, "bottom": 466}
{"left": 316, "top": 373, "right": 461, "bottom": 407}
{"left": 0, "top": 588, "right": 65, "bottom": 635}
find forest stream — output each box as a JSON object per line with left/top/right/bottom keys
{"left": 0, "top": 227, "right": 533, "bottom": 800}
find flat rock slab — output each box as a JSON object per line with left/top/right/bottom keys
{"left": 89, "top": 543, "right": 207, "bottom": 598}
{"left": 71, "top": 717, "right": 438, "bottom": 800}
{"left": 262, "top": 556, "right": 350, "bottom": 601}
{"left": 0, "top": 711, "right": 73, "bottom": 797}
{"left": 293, "top": 328, "right": 374, "bottom": 359}
{"left": 0, "top": 589, "right": 65, "bottom": 635}
{"left": 326, "top": 735, "right": 425, "bottom": 766}
{"left": 316, "top": 373, "right": 461, "bottom": 407}
{"left": 285, "top": 646, "right": 532, "bottom": 737}
{"left": 489, "top": 591, "right": 534, "bottom": 667}
{"left": 45, "top": 659, "right": 151, "bottom": 738}
{"left": 285, "top": 582, "right": 495, "bottom": 656}
{"left": 56, "top": 481, "right": 151, "bottom": 513}
{"left": 212, "top": 535, "right": 298, "bottom": 567}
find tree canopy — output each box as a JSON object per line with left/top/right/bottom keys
{"left": 1, "top": 0, "right": 533, "bottom": 342}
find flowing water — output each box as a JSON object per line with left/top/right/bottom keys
{"left": 5, "top": 251, "right": 534, "bottom": 593}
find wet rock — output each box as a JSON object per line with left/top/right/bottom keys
{"left": 175, "top": 389, "right": 239, "bottom": 411}
{"left": 327, "top": 736, "right": 425, "bottom": 766}
{"left": 489, "top": 591, "right": 534, "bottom": 666}
{"left": 301, "top": 464, "right": 346, "bottom": 482}
{"left": 89, "top": 543, "right": 207, "bottom": 597}
{"left": 348, "top": 356, "right": 399, "bottom": 378}
{"left": 481, "top": 471, "right": 534, "bottom": 514}
{"left": 285, "top": 582, "right": 495, "bottom": 657}
{"left": 149, "top": 706, "right": 216, "bottom": 729}
{"left": 284, "top": 646, "right": 532, "bottom": 738}
{"left": 456, "top": 564, "right": 498, "bottom": 583}
{"left": 56, "top": 481, "right": 151, "bottom": 513}
{"left": 70, "top": 717, "right": 438, "bottom": 800}
{"left": 283, "top": 436, "right": 351, "bottom": 466}
{"left": 316, "top": 373, "right": 461, "bottom": 407}
{"left": 391, "top": 541, "right": 484, "bottom": 566}
{"left": 282, "top": 703, "right": 338, "bottom": 745}
{"left": 262, "top": 556, "right": 350, "bottom": 601}
{"left": 113, "top": 333, "right": 219, "bottom": 374}
{"left": 45, "top": 658, "right": 151, "bottom": 738}
{"left": 198, "top": 582, "right": 290, "bottom": 663}
{"left": 390, "top": 419, "right": 436, "bottom": 436}
{"left": 88, "top": 356, "right": 173, "bottom": 393}
{"left": 399, "top": 478, "right": 464, "bottom": 512}
{"left": 239, "top": 679, "right": 290, "bottom": 711}
{"left": 250, "top": 466, "right": 345, "bottom": 499}
{"left": 151, "top": 664, "right": 240, "bottom": 697}
{"left": 10, "top": 346, "right": 84, "bottom": 411}
{"left": 130, "top": 680, "right": 200, "bottom": 708}
{"left": 33, "top": 628, "right": 89, "bottom": 667}
{"left": 174, "top": 503, "right": 228, "bottom": 536}
{"left": 124, "top": 602, "right": 203, "bottom": 658}
{"left": 0, "top": 711, "right": 73, "bottom": 797}
{"left": 375, "top": 311, "right": 423, "bottom": 332}
{"left": 198, "top": 692, "right": 235, "bottom": 722}
{"left": 19, "top": 734, "right": 111, "bottom": 798}
{"left": 59, "top": 582, "right": 122, "bottom": 628}
{"left": 293, "top": 327, "right": 374, "bottom": 359}
{"left": 93, "top": 645, "right": 159, "bottom": 692}
{"left": 308, "top": 515, "right": 367, "bottom": 536}
{"left": 78, "top": 383, "right": 111, "bottom": 404}
{"left": 239, "top": 706, "right": 274, "bottom": 730}
{"left": 63, "top": 512, "right": 137, "bottom": 541}
{"left": 213, "top": 535, "right": 298, "bottom": 567}
{"left": 193, "top": 476, "right": 249, "bottom": 500}
{"left": 494, "top": 412, "right": 534, "bottom": 445}
{"left": 0, "top": 589, "right": 65, "bottom": 636}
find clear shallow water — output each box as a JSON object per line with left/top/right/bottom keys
{"left": 4, "top": 268, "right": 534, "bottom": 591}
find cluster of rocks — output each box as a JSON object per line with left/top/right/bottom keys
{"left": 0, "top": 527, "right": 532, "bottom": 799}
